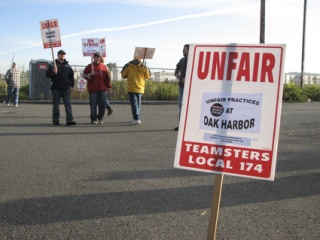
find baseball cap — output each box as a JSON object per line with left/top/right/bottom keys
{"left": 57, "top": 50, "right": 66, "bottom": 55}
{"left": 93, "top": 52, "right": 101, "bottom": 57}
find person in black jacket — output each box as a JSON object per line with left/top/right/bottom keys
{"left": 46, "top": 50, "right": 76, "bottom": 126}
{"left": 174, "top": 44, "right": 189, "bottom": 131}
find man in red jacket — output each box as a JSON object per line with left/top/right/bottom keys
{"left": 83, "top": 53, "right": 111, "bottom": 124}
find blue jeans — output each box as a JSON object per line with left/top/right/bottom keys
{"left": 105, "top": 91, "right": 112, "bottom": 110}
{"left": 128, "top": 92, "right": 142, "bottom": 120}
{"left": 178, "top": 85, "right": 184, "bottom": 119}
{"left": 52, "top": 88, "right": 74, "bottom": 123}
{"left": 89, "top": 91, "right": 106, "bottom": 121}
{"left": 5, "top": 87, "right": 19, "bottom": 105}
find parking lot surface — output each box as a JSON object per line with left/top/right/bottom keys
{"left": 0, "top": 102, "right": 319, "bottom": 240}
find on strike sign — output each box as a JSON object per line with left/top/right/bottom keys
{"left": 174, "top": 44, "right": 286, "bottom": 181}
{"left": 40, "top": 19, "right": 61, "bottom": 48}
{"left": 82, "top": 38, "right": 100, "bottom": 56}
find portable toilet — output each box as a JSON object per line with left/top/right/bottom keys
{"left": 29, "top": 59, "right": 52, "bottom": 99}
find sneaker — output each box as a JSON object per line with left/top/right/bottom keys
{"left": 14, "top": 104, "right": 18, "bottom": 107}
{"left": 91, "top": 120, "right": 98, "bottom": 125}
{"left": 98, "top": 119, "right": 103, "bottom": 124}
{"left": 53, "top": 121, "right": 60, "bottom": 125}
{"left": 3, "top": 101, "right": 9, "bottom": 106}
{"left": 131, "top": 119, "right": 141, "bottom": 125}
{"left": 174, "top": 127, "right": 179, "bottom": 131}
{"left": 66, "top": 121, "right": 76, "bottom": 126}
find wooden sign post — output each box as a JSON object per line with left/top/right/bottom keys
{"left": 207, "top": 174, "right": 224, "bottom": 240}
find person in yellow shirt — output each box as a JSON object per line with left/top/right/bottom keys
{"left": 121, "top": 59, "right": 150, "bottom": 125}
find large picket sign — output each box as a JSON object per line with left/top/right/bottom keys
{"left": 40, "top": 19, "right": 62, "bottom": 49}
{"left": 174, "top": 44, "right": 286, "bottom": 181}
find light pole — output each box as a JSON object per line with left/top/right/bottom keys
{"left": 300, "top": 0, "right": 307, "bottom": 87}
{"left": 260, "top": 0, "right": 265, "bottom": 44}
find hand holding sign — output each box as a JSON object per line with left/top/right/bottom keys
{"left": 53, "top": 67, "right": 58, "bottom": 74}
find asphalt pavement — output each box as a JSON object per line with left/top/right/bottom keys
{"left": 0, "top": 102, "right": 319, "bottom": 240}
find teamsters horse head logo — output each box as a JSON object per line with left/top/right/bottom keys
{"left": 210, "top": 103, "right": 224, "bottom": 117}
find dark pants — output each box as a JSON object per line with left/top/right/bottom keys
{"left": 128, "top": 92, "right": 142, "bottom": 120}
{"left": 5, "top": 87, "right": 19, "bottom": 105}
{"left": 89, "top": 91, "right": 107, "bottom": 121}
{"left": 105, "top": 91, "right": 112, "bottom": 110}
{"left": 52, "top": 88, "right": 74, "bottom": 123}
{"left": 178, "top": 85, "right": 184, "bottom": 119}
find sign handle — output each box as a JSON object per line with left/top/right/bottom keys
{"left": 207, "top": 174, "right": 224, "bottom": 240}
{"left": 51, "top": 47, "right": 56, "bottom": 68}
{"left": 142, "top": 48, "right": 147, "bottom": 64}
{"left": 91, "top": 54, "right": 94, "bottom": 72}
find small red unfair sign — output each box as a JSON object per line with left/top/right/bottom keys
{"left": 40, "top": 19, "right": 62, "bottom": 49}
{"left": 174, "top": 44, "right": 286, "bottom": 181}
{"left": 100, "top": 38, "right": 106, "bottom": 58}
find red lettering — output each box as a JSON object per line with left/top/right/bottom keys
{"left": 197, "top": 51, "right": 211, "bottom": 80}
{"left": 252, "top": 52, "right": 260, "bottom": 82}
{"left": 261, "top": 53, "right": 275, "bottom": 82}
{"left": 226, "top": 52, "right": 238, "bottom": 80}
{"left": 211, "top": 52, "right": 226, "bottom": 80}
{"left": 41, "top": 20, "right": 58, "bottom": 29}
{"left": 196, "top": 51, "right": 276, "bottom": 83}
{"left": 236, "top": 52, "right": 250, "bottom": 81}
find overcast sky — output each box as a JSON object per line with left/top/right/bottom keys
{"left": 0, "top": 0, "right": 319, "bottom": 74}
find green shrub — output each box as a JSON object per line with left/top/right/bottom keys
{"left": 19, "top": 85, "right": 29, "bottom": 100}
{"left": 72, "top": 89, "right": 89, "bottom": 101}
{"left": 70, "top": 80, "right": 179, "bottom": 101}
{"left": 109, "top": 80, "right": 129, "bottom": 100}
{"left": 303, "top": 84, "right": 320, "bottom": 101}
{"left": 283, "top": 82, "right": 308, "bottom": 102}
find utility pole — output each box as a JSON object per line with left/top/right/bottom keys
{"left": 260, "top": 0, "right": 265, "bottom": 43}
{"left": 300, "top": 0, "right": 307, "bottom": 87}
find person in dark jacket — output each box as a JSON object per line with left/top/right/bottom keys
{"left": 174, "top": 44, "right": 189, "bottom": 131}
{"left": 46, "top": 50, "right": 76, "bottom": 126}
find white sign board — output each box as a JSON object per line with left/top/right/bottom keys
{"left": 40, "top": 19, "right": 62, "bottom": 49}
{"left": 82, "top": 38, "right": 100, "bottom": 56}
{"left": 174, "top": 44, "right": 286, "bottom": 181}
{"left": 77, "top": 72, "right": 86, "bottom": 91}
{"left": 134, "top": 47, "right": 155, "bottom": 59}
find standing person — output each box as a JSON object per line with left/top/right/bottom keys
{"left": 121, "top": 58, "right": 150, "bottom": 125}
{"left": 46, "top": 50, "right": 76, "bottom": 126}
{"left": 174, "top": 44, "right": 189, "bottom": 131}
{"left": 105, "top": 64, "right": 114, "bottom": 116}
{"left": 4, "top": 62, "right": 20, "bottom": 107}
{"left": 83, "top": 52, "right": 111, "bottom": 125}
